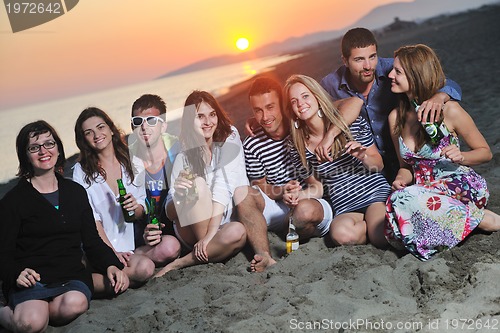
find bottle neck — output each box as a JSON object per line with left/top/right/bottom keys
{"left": 288, "top": 217, "right": 295, "bottom": 232}
{"left": 410, "top": 99, "right": 419, "bottom": 111}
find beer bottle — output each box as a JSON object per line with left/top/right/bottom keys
{"left": 411, "top": 100, "right": 444, "bottom": 145}
{"left": 182, "top": 155, "right": 199, "bottom": 202}
{"left": 149, "top": 198, "right": 161, "bottom": 229}
{"left": 117, "top": 178, "right": 135, "bottom": 222}
{"left": 286, "top": 215, "right": 299, "bottom": 254}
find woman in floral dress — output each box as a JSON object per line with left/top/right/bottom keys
{"left": 386, "top": 44, "right": 500, "bottom": 260}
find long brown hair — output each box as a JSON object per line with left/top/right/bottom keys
{"left": 180, "top": 90, "right": 233, "bottom": 178}
{"left": 393, "top": 44, "right": 445, "bottom": 150}
{"left": 284, "top": 74, "right": 353, "bottom": 169}
{"left": 75, "top": 107, "right": 134, "bottom": 186}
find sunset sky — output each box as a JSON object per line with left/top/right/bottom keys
{"left": 2, "top": 0, "right": 473, "bottom": 110}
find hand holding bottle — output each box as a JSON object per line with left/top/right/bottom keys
{"left": 283, "top": 180, "right": 301, "bottom": 207}
{"left": 174, "top": 156, "right": 199, "bottom": 203}
{"left": 144, "top": 198, "right": 162, "bottom": 246}
{"left": 117, "top": 179, "right": 136, "bottom": 222}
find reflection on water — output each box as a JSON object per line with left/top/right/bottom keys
{"left": 0, "top": 54, "right": 301, "bottom": 184}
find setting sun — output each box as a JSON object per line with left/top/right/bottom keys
{"left": 236, "top": 37, "right": 249, "bottom": 51}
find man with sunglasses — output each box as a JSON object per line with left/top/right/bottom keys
{"left": 128, "top": 94, "right": 181, "bottom": 268}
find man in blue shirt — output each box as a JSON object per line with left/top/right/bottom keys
{"left": 320, "top": 28, "right": 462, "bottom": 182}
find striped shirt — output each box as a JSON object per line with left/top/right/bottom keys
{"left": 243, "top": 127, "right": 297, "bottom": 185}
{"left": 290, "top": 117, "right": 390, "bottom": 215}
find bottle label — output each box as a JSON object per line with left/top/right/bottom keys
{"left": 423, "top": 123, "right": 438, "bottom": 137}
{"left": 286, "top": 238, "right": 299, "bottom": 253}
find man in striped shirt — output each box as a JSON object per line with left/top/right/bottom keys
{"left": 236, "top": 77, "right": 360, "bottom": 272}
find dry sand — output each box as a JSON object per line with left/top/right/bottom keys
{"left": 4, "top": 4, "right": 500, "bottom": 333}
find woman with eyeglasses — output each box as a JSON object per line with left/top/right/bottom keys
{"left": 154, "top": 90, "right": 248, "bottom": 277}
{"left": 72, "top": 107, "right": 156, "bottom": 294}
{"left": 0, "top": 121, "right": 128, "bottom": 332}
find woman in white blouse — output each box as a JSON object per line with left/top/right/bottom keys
{"left": 155, "top": 91, "right": 248, "bottom": 277}
{"left": 73, "top": 107, "right": 156, "bottom": 294}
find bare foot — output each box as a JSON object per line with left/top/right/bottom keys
{"left": 250, "top": 253, "right": 276, "bottom": 272}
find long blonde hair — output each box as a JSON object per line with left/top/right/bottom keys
{"left": 393, "top": 44, "right": 445, "bottom": 150}
{"left": 284, "top": 74, "right": 353, "bottom": 169}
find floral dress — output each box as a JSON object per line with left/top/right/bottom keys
{"left": 385, "top": 127, "right": 488, "bottom": 260}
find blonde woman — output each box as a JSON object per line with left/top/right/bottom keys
{"left": 283, "top": 74, "right": 391, "bottom": 248}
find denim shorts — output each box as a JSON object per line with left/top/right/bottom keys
{"left": 8, "top": 280, "right": 91, "bottom": 309}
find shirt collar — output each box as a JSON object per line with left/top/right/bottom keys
{"left": 338, "top": 61, "right": 387, "bottom": 92}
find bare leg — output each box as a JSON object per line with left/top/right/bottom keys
{"left": 1, "top": 300, "right": 50, "bottom": 333}
{"left": 291, "top": 199, "right": 326, "bottom": 240}
{"left": 328, "top": 212, "right": 367, "bottom": 246}
{"left": 155, "top": 222, "right": 246, "bottom": 277}
{"left": 48, "top": 291, "right": 88, "bottom": 327}
{"left": 122, "top": 254, "right": 155, "bottom": 286}
{"left": 91, "top": 272, "right": 130, "bottom": 298}
{"left": 135, "top": 235, "right": 181, "bottom": 266}
{"left": 478, "top": 209, "right": 500, "bottom": 232}
{"left": 364, "top": 202, "right": 389, "bottom": 248}
{"left": 234, "top": 186, "right": 276, "bottom": 272}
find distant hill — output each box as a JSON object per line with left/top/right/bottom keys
{"left": 159, "top": 0, "right": 499, "bottom": 78}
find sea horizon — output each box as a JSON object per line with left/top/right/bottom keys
{"left": 0, "top": 53, "right": 301, "bottom": 185}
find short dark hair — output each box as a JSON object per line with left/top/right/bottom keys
{"left": 248, "top": 76, "right": 283, "bottom": 110}
{"left": 131, "top": 94, "right": 167, "bottom": 117}
{"left": 341, "top": 27, "right": 378, "bottom": 59}
{"left": 16, "top": 120, "right": 66, "bottom": 178}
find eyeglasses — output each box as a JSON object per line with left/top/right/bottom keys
{"left": 27, "top": 141, "right": 56, "bottom": 153}
{"left": 131, "top": 116, "right": 165, "bottom": 127}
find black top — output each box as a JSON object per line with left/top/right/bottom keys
{"left": 0, "top": 173, "right": 123, "bottom": 301}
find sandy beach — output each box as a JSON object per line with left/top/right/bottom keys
{"left": 3, "top": 4, "right": 500, "bottom": 333}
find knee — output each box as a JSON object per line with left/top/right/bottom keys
{"left": 134, "top": 257, "right": 156, "bottom": 281}
{"left": 13, "top": 310, "right": 49, "bottom": 333}
{"left": 235, "top": 187, "right": 262, "bottom": 213}
{"left": 292, "top": 200, "right": 319, "bottom": 230}
{"left": 233, "top": 186, "right": 251, "bottom": 205}
{"left": 330, "top": 223, "right": 363, "bottom": 246}
{"left": 60, "top": 293, "right": 88, "bottom": 319}
{"left": 223, "top": 223, "right": 247, "bottom": 246}
{"left": 158, "top": 236, "right": 181, "bottom": 261}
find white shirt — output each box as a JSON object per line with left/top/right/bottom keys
{"left": 169, "top": 127, "right": 249, "bottom": 225}
{"left": 72, "top": 163, "right": 146, "bottom": 252}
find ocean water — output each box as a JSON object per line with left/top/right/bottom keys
{"left": 0, "top": 54, "right": 300, "bottom": 184}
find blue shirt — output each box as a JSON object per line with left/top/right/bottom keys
{"left": 320, "top": 57, "right": 462, "bottom": 182}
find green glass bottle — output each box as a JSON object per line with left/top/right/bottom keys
{"left": 117, "top": 178, "right": 135, "bottom": 222}
{"left": 411, "top": 100, "right": 444, "bottom": 145}
{"left": 149, "top": 198, "right": 160, "bottom": 229}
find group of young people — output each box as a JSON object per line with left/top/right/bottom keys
{"left": 1, "top": 27, "right": 499, "bottom": 332}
